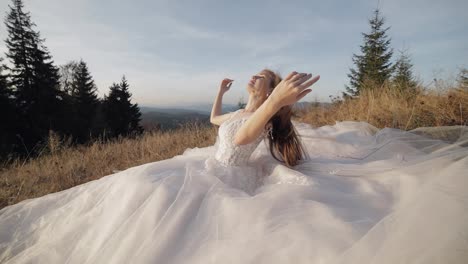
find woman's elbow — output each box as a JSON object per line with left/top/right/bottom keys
{"left": 210, "top": 117, "right": 219, "bottom": 126}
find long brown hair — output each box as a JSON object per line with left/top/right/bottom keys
{"left": 262, "top": 69, "right": 308, "bottom": 167}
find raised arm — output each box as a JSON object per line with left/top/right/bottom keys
{"left": 233, "top": 72, "right": 320, "bottom": 145}
{"left": 210, "top": 78, "right": 235, "bottom": 126}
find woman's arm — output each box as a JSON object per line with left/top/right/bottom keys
{"left": 233, "top": 97, "right": 279, "bottom": 145}
{"left": 210, "top": 78, "right": 234, "bottom": 126}
{"left": 234, "top": 72, "right": 320, "bottom": 145}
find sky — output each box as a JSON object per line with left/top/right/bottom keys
{"left": 0, "top": 0, "right": 467, "bottom": 107}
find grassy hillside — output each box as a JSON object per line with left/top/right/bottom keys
{"left": 1, "top": 85, "right": 466, "bottom": 209}
{"left": 0, "top": 123, "right": 217, "bottom": 209}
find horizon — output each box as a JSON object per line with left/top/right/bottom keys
{"left": 0, "top": 0, "right": 466, "bottom": 107}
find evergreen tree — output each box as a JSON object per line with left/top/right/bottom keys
{"left": 92, "top": 99, "right": 110, "bottom": 141}
{"left": 346, "top": 8, "right": 394, "bottom": 96}
{"left": 5, "top": 0, "right": 66, "bottom": 155}
{"left": 0, "top": 58, "right": 18, "bottom": 159}
{"left": 103, "top": 76, "right": 143, "bottom": 138}
{"left": 55, "top": 61, "right": 79, "bottom": 138}
{"left": 392, "top": 50, "right": 417, "bottom": 92}
{"left": 102, "top": 83, "right": 121, "bottom": 138}
{"left": 70, "top": 60, "right": 99, "bottom": 143}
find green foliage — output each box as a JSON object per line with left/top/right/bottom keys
{"left": 0, "top": 59, "right": 11, "bottom": 106}
{"left": 4, "top": 0, "right": 66, "bottom": 156}
{"left": 392, "top": 50, "right": 417, "bottom": 92}
{"left": 346, "top": 8, "right": 394, "bottom": 96}
{"left": 69, "top": 60, "right": 100, "bottom": 143}
{"left": 103, "top": 76, "right": 143, "bottom": 138}
{"left": 1, "top": 0, "right": 145, "bottom": 160}
{"left": 0, "top": 58, "right": 18, "bottom": 159}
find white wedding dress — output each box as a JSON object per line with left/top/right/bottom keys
{"left": 1, "top": 109, "right": 467, "bottom": 264}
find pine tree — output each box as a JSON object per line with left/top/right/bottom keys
{"left": 392, "top": 50, "right": 417, "bottom": 92}
{"left": 102, "top": 83, "right": 121, "bottom": 138}
{"left": 92, "top": 99, "right": 109, "bottom": 141}
{"left": 119, "top": 76, "right": 143, "bottom": 137}
{"left": 0, "top": 58, "right": 18, "bottom": 159}
{"left": 56, "top": 61, "right": 79, "bottom": 138}
{"left": 103, "top": 76, "right": 143, "bottom": 138}
{"left": 5, "top": 0, "right": 66, "bottom": 154}
{"left": 346, "top": 8, "right": 394, "bottom": 96}
{"left": 0, "top": 59, "right": 11, "bottom": 106}
{"left": 70, "top": 60, "right": 99, "bottom": 143}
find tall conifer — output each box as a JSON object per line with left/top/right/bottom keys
{"left": 70, "top": 60, "right": 99, "bottom": 143}
{"left": 5, "top": 0, "right": 65, "bottom": 154}
{"left": 120, "top": 77, "right": 143, "bottom": 137}
{"left": 392, "top": 50, "right": 417, "bottom": 92}
{"left": 0, "top": 58, "right": 18, "bottom": 159}
{"left": 103, "top": 76, "right": 143, "bottom": 138}
{"left": 346, "top": 8, "right": 394, "bottom": 96}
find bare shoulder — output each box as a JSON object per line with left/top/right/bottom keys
{"left": 210, "top": 111, "right": 238, "bottom": 126}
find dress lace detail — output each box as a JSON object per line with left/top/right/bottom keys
{"left": 214, "top": 110, "right": 266, "bottom": 166}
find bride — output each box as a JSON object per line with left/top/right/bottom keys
{"left": 0, "top": 69, "right": 467, "bottom": 264}
{"left": 210, "top": 70, "right": 318, "bottom": 167}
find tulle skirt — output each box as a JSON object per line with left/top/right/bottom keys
{"left": 1, "top": 121, "right": 467, "bottom": 264}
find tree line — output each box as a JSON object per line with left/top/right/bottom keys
{"left": 0, "top": 0, "right": 143, "bottom": 161}
{"left": 2, "top": 2, "right": 466, "bottom": 162}
{"left": 345, "top": 9, "right": 467, "bottom": 97}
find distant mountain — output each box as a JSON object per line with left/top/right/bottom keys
{"left": 140, "top": 101, "right": 330, "bottom": 131}
{"left": 140, "top": 101, "right": 330, "bottom": 114}
{"left": 140, "top": 104, "right": 239, "bottom": 115}
{"left": 141, "top": 111, "right": 210, "bottom": 131}
{"left": 139, "top": 104, "right": 240, "bottom": 132}
{"left": 293, "top": 101, "right": 332, "bottom": 111}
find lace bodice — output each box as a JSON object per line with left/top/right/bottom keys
{"left": 214, "top": 110, "right": 267, "bottom": 166}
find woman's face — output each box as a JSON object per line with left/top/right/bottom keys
{"left": 246, "top": 70, "right": 272, "bottom": 99}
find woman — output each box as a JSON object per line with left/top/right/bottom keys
{"left": 209, "top": 69, "right": 319, "bottom": 167}
{"left": 196, "top": 69, "right": 319, "bottom": 195}
{"left": 0, "top": 70, "right": 466, "bottom": 264}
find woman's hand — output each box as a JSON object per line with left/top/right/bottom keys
{"left": 268, "top": 72, "right": 320, "bottom": 108}
{"left": 233, "top": 71, "right": 319, "bottom": 146}
{"left": 211, "top": 78, "right": 234, "bottom": 126}
{"left": 219, "top": 78, "right": 234, "bottom": 94}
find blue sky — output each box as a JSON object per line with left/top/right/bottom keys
{"left": 0, "top": 0, "right": 467, "bottom": 107}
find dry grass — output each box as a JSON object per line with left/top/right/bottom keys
{"left": 297, "top": 85, "right": 468, "bottom": 130}
{"left": 0, "top": 123, "right": 217, "bottom": 209}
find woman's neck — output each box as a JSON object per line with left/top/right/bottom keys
{"left": 244, "top": 95, "right": 265, "bottom": 113}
